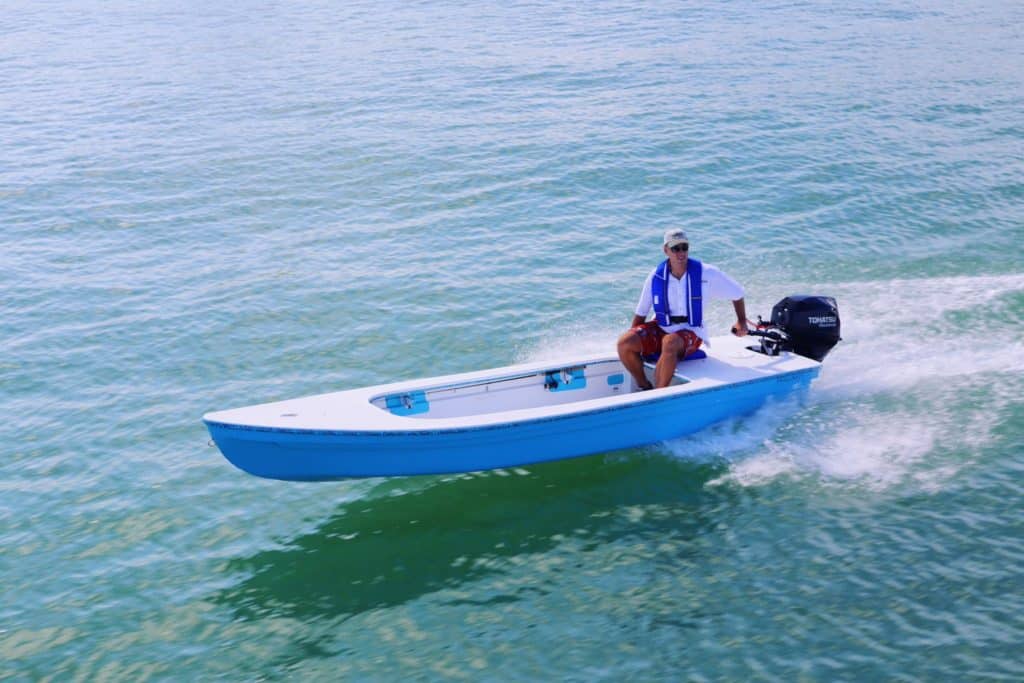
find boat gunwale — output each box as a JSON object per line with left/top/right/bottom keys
{"left": 204, "top": 365, "right": 820, "bottom": 438}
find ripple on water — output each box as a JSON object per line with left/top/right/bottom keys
{"left": 3, "top": 0, "right": 1024, "bottom": 679}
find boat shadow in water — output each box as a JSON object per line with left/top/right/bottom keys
{"left": 212, "top": 450, "right": 736, "bottom": 625}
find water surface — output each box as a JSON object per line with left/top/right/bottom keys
{"left": 2, "top": 1, "right": 1023, "bottom": 679}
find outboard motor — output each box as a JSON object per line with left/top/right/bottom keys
{"left": 754, "top": 295, "right": 841, "bottom": 362}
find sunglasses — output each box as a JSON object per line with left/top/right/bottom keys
{"left": 669, "top": 243, "right": 689, "bottom": 253}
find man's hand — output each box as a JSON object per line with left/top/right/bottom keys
{"left": 731, "top": 322, "right": 749, "bottom": 337}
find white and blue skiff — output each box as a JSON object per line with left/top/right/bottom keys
{"left": 203, "top": 332, "right": 827, "bottom": 480}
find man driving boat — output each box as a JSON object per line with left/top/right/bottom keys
{"left": 617, "top": 229, "right": 748, "bottom": 390}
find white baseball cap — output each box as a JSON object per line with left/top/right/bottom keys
{"left": 663, "top": 229, "right": 689, "bottom": 248}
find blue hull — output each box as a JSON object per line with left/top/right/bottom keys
{"left": 205, "top": 368, "right": 818, "bottom": 480}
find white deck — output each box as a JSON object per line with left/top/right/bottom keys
{"left": 203, "top": 334, "right": 820, "bottom": 433}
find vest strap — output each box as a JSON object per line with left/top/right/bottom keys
{"left": 651, "top": 258, "right": 703, "bottom": 327}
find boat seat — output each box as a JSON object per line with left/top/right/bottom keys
{"left": 641, "top": 349, "right": 707, "bottom": 363}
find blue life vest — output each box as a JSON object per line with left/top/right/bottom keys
{"left": 651, "top": 258, "right": 703, "bottom": 327}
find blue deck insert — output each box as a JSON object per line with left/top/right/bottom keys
{"left": 544, "top": 367, "right": 586, "bottom": 392}
{"left": 384, "top": 390, "right": 429, "bottom": 415}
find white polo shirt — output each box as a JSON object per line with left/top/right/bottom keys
{"left": 634, "top": 261, "right": 744, "bottom": 341}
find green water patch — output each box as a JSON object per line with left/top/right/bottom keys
{"left": 211, "top": 453, "right": 729, "bottom": 625}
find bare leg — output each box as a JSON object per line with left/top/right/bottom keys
{"left": 654, "top": 334, "right": 685, "bottom": 388}
{"left": 616, "top": 330, "right": 653, "bottom": 390}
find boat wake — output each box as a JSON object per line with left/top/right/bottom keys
{"left": 714, "top": 272, "right": 1023, "bottom": 491}
{"left": 520, "top": 272, "right": 1024, "bottom": 493}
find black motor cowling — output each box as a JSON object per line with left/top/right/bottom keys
{"left": 771, "top": 295, "right": 841, "bottom": 362}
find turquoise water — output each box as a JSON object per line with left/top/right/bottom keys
{"left": 3, "top": 0, "right": 1023, "bottom": 679}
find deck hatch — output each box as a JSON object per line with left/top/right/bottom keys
{"left": 385, "top": 391, "right": 429, "bottom": 415}
{"left": 544, "top": 366, "right": 586, "bottom": 392}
